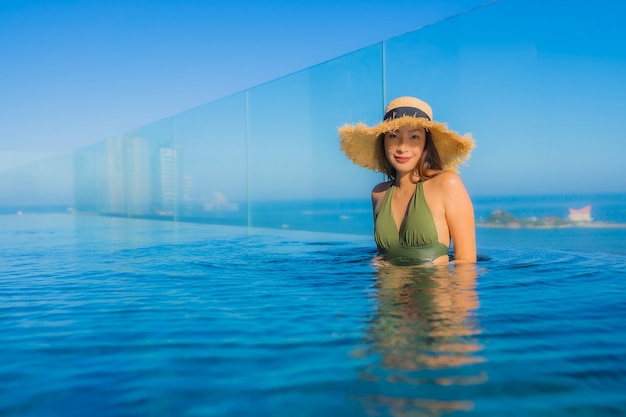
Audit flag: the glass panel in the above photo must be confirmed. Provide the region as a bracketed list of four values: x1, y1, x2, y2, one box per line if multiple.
[74, 142, 105, 215]
[7, 0, 623, 242]
[93, 118, 174, 219]
[173, 93, 248, 226]
[247, 44, 384, 235]
[384, 0, 626, 196]
[134, 117, 176, 219]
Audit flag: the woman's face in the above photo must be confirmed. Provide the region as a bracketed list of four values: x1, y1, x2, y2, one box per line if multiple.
[384, 125, 427, 175]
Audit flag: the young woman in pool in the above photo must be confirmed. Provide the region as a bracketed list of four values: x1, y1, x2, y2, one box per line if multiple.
[339, 96, 476, 265]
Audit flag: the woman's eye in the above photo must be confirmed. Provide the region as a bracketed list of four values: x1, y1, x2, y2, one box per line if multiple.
[411, 135, 420, 140]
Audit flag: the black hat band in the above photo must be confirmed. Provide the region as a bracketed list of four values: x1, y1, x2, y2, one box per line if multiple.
[384, 106, 431, 121]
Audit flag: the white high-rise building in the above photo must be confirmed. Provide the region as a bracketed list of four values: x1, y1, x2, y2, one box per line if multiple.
[103, 135, 152, 216]
[159, 147, 178, 215]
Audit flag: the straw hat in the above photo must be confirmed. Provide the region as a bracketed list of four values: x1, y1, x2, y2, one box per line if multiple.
[338, 96, 475, 173]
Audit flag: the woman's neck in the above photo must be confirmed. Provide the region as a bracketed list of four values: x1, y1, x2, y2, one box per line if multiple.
[394, 172, 420, 189]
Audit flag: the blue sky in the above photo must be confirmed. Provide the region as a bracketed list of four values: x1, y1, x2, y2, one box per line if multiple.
[1, 0, 625, 197]
[0, 0, 486, 159]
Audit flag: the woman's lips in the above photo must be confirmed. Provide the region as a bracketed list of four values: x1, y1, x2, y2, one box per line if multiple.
[395, 156, 411, 164]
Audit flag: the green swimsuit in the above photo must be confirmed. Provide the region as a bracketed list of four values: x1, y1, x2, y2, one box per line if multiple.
[374, 181, 449, 264]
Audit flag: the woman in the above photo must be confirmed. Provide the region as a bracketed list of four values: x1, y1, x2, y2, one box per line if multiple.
[339, 96, 476, 265]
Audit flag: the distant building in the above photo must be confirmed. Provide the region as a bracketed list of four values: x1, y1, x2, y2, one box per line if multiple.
[159, 147, 178, 215]
[182, 175, 195, 216]
[568, 205, 593, 222]
[203, 191, 238, 211]
[103, 135, 152, 216]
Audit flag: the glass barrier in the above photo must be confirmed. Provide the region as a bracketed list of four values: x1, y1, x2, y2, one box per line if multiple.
[2, 0, 624, 239]
[385, 0, 626, 196]
[74, 142, 104, 215]
[246, 44, 383, 234]
[173, 93, 248, 226]
[82, 117, 175, 219]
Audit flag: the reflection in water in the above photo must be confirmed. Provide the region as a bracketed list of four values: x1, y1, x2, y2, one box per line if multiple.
[356, 262, 485, 416]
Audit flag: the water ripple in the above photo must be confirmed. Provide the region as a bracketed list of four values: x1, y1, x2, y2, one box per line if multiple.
[1, 214, 625, 416]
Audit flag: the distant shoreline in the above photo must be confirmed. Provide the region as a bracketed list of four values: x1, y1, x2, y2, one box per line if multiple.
[477, 222, 626, 229]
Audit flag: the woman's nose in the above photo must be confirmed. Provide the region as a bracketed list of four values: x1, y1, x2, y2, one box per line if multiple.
[396, 140, 409, 152]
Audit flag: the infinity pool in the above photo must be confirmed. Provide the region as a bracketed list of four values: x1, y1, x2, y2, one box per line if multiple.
[1, 214, 625, 416]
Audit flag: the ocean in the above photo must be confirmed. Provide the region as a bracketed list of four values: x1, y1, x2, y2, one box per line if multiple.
[4, 193, 626, 255]
[248, 193, 626, 255]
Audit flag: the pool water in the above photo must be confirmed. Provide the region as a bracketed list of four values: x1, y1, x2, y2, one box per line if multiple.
[1, 214, 625, 416]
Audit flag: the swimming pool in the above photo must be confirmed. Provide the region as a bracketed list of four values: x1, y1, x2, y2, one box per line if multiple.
[1, 214, 625, 416]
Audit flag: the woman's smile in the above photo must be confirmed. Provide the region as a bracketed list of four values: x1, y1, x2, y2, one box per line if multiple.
[394, 156, 412, 164]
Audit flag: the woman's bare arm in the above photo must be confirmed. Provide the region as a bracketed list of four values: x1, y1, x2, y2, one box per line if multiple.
[441, 173, 476, 263]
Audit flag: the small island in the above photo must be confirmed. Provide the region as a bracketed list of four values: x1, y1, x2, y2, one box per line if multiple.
[478, 205, 626, 229]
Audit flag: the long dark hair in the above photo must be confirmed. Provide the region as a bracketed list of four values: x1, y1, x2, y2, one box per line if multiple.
[376, 129, 443, 181]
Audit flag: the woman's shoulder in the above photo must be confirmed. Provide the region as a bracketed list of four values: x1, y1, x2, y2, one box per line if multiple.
[372, 180, 393, 194]
[424, 171, 469, 202]
[430, 170, 464, 189]
[371, 181, 392, 211]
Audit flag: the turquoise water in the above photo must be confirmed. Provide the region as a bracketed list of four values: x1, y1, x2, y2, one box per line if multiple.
[1, 212, 625, 416]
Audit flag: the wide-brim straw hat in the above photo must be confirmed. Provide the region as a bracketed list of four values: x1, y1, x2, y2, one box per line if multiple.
[339, 96, 475, 173]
